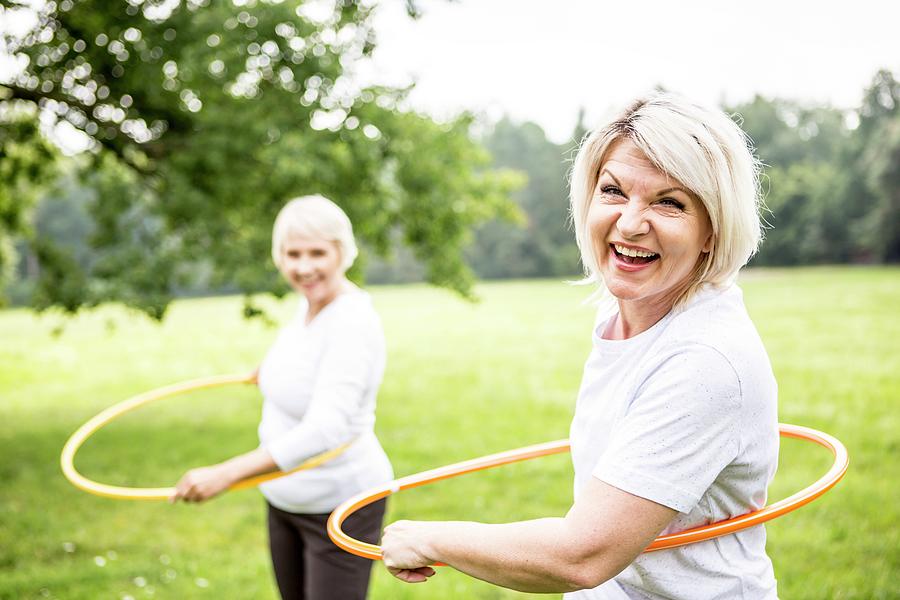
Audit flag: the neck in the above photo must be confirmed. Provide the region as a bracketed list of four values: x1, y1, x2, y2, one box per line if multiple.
[610, 297, 673, 339]
[609, 278, 695, 340]
[306, 277, 353, 322]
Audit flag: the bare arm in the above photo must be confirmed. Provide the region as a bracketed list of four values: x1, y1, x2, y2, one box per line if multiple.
[382, 477, 677, 592]
[170, 447, 278, 504]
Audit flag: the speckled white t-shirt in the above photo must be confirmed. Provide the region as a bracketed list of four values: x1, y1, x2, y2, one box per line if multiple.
[566, 284, 779, 600]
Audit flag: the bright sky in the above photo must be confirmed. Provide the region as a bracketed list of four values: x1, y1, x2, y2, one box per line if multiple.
[3, 0, 897, 147]
[361, 0, 900, 142]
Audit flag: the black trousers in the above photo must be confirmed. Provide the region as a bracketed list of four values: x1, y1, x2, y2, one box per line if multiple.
[267, 499, 387, 600]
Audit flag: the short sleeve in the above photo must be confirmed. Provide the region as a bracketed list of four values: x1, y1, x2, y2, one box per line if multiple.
[593, 344, 742, 513]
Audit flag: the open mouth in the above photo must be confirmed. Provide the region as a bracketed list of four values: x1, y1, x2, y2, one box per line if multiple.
[611, 243, 659, 265]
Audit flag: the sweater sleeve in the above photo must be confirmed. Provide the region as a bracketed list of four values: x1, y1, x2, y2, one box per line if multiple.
[265, 313, 382, 471]
[593, 343, 742, 513]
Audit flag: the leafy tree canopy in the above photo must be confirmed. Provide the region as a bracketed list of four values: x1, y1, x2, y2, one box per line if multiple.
[1, 0, 520, 318]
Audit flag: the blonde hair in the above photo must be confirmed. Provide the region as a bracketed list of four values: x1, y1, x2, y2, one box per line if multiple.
[271, 195, 358, 272]
[569, 92, 763, 306]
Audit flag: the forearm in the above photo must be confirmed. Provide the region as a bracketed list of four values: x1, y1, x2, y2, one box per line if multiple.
[172, 447, 278, 502]
[221, 447, 278, 483]
[384, 477, 676, 591]
[422, 518, 616, 593]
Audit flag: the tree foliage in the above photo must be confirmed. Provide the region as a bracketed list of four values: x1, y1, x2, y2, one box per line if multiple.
[1, 0, 519, 317]
[0, 104, 58, 298]
[732, 69, 900, 266]
[467, 118, 579, 279]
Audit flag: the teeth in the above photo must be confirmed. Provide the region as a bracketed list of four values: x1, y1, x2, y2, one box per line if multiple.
[614, 244, 657, 258]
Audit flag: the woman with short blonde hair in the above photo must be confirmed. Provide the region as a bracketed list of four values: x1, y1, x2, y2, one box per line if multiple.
[173, 194, 392, 600]
[381, 93, 779, 599]
[569, 94, 764, 307]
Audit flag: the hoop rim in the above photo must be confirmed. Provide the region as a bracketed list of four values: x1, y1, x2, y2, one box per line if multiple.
[60, 372, 350, 501]
[326, 423, 849, 561]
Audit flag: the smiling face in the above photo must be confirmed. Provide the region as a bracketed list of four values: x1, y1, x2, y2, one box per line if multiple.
[278, 236, 345, 312]
[588, 138, 713, 320]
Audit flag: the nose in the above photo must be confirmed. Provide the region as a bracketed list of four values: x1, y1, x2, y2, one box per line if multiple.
[616, 200, 650, 239]
[286, 255, 314, 277]
[296, 257, 314, 275]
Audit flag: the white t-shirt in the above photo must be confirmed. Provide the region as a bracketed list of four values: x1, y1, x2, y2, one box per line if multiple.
[257, 291, 393, 514]
[566, 284, 779, 600]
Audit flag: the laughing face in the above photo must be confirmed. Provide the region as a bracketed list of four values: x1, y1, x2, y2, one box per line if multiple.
[588, 139, 713, 317]
[278, 236, 345, 312]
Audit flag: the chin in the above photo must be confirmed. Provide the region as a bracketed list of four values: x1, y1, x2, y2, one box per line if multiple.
[603, 276, 644, 300]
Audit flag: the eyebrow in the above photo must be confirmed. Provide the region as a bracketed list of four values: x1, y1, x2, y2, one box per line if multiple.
[598, 168, 690, 198]
[656, 186, 690, 197]
[597, 168, 621, 187]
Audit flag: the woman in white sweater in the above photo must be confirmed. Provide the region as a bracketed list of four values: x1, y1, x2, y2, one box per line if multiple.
[380, 93, 780, 599]
[171, 195, 393, 600]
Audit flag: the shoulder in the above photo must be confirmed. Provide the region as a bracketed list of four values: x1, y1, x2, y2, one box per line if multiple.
[326, 291, 384, 338]
[645, 284, 777, 415]
[662, 284, 768, 364]
[635, 341, 743, 411]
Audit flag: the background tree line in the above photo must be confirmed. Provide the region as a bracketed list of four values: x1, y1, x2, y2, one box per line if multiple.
[2, 0, 897, 317]
[459, 69, 899, 280]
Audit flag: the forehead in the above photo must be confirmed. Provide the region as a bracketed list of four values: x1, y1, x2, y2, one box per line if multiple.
[281, 235, 337, 251]
[599, 139, 675, 187]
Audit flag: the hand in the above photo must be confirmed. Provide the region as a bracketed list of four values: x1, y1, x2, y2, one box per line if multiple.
[381, 520, 439, 583]
[170, 463, 235, 504]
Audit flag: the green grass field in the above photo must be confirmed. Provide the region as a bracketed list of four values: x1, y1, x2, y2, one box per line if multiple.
[2, 267, 898, 599]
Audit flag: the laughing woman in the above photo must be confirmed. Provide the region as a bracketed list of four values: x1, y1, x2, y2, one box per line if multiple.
[171, 195, 393, 600]
[381, 94, 780, 599]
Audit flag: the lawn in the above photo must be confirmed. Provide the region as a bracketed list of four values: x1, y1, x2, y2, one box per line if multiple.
[1, 267, 897, 599]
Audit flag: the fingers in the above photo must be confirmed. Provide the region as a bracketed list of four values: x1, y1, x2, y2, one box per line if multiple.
[387, 567, 436, 583]
[169, 470, 210, 504]
[381, 520, 439, 584]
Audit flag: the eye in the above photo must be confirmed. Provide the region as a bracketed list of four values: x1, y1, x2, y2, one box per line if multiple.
[657, 197, 685, 210]
[600, 185, 624, 197]
[310, 249, 326, 257]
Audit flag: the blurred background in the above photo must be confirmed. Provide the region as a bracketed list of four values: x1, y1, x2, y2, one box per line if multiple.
[1, 0, 897, 317]
[1, 1, 898, 599]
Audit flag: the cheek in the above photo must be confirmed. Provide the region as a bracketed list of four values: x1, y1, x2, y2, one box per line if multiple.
[586, 203, 607, 234]
[322, 255, 342, 276]
[586, 204, 616, 246]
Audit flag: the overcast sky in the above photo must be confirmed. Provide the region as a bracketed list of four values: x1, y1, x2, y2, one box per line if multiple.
[2, 0, 897, 146]
[360, 0, 900, 142]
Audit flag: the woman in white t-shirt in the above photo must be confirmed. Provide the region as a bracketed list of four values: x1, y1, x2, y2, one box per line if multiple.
[380, 93, 780, 599]
[171, 195, 393, 600]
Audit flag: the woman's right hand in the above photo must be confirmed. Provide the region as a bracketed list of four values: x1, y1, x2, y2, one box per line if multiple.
[382, 520, 438, 583]
[169, 463, 236, 504]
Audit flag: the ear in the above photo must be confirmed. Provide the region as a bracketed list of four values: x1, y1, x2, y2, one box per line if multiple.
[701, 232, 714, 254]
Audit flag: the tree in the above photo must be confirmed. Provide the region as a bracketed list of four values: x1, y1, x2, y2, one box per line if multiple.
[468, 118, 579, 279]
[0, 105, 58, 301]
[1, 0, 519, 318]
[849, 69, 900, 262]
[730, 95, 854, 265]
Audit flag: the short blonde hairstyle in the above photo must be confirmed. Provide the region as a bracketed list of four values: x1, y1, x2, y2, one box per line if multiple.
[570, 92, 763, 305]
[271, 195, 358, 272]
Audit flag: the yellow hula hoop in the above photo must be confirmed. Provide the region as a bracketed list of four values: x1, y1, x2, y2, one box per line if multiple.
[327, 423, 849, 561]
[61, 372, 351, 501]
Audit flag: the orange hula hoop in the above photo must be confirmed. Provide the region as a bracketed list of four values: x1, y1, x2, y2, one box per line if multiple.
[60, 372, 351, 501]
[326, 423, 848, 561]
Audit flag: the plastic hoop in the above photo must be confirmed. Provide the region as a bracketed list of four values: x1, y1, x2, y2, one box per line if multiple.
[327, 423, 848, 561]
[61, 372, 351, 501]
